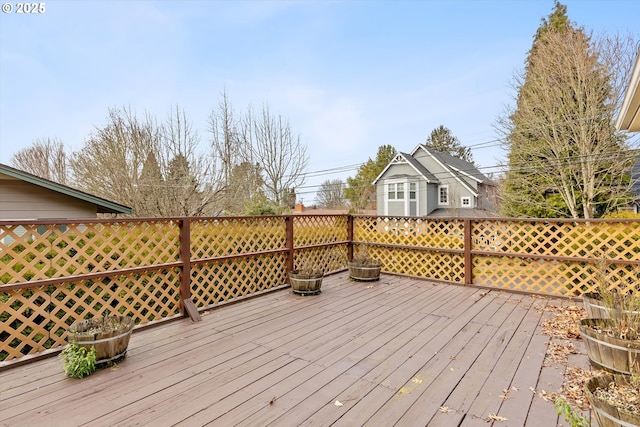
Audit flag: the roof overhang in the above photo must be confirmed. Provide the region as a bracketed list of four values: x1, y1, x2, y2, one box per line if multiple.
[0, 164, 133, 215]
[615, 47, 640, 132]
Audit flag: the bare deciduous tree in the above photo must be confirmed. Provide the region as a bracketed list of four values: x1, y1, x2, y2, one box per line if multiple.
[208, 89, 241, 213]
[240, 105, 308, 207]
[70, 106, 222, 217]
[11, 137, 69, 184]
[70, 107, 158, 212]
[159, 105, 222, 216]
[316, 179, 347, 209]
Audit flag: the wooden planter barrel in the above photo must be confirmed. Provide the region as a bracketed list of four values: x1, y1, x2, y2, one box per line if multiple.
[68, 315, 134, 364]
[579, 319, 640, 375]
[348, 260, 381, 282]
[583, 293, 640, 320]
[586, 374, 640, 427]
[289, 271, 323, 295]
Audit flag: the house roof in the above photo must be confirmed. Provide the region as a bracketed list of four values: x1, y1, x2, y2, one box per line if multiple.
[426, 208, 499, 218]
[413, 145, 491, 184]
[372, 152, 439, 185]
[0, 163, 133, 215]
[615, 45, 640, 132]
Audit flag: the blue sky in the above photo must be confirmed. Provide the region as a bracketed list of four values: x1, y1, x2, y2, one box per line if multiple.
[1, 0, 638, 204]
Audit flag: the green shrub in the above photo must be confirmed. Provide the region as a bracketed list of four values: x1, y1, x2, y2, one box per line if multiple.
[60, 343, 96, 379]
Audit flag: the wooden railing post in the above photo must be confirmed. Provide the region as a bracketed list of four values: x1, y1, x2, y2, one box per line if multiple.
[347, 215, 354, 262]
[464, 219, 473, 285]
[179, 218, 200, 321]
[286, 215, 294, 277]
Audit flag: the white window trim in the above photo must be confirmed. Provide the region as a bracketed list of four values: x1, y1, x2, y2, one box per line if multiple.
[438, 185, 449, 206]
[384, 179, 419, 216]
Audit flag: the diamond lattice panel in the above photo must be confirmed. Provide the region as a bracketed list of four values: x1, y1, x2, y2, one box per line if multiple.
[471, 256, 617, 296]
[1, 285, 52, 361]
[371, 246, 465, 283]
[191, 217, 287, 260]
[472, 220, 640, 260]
[294, 245, 348, 274]
[191, 253, 288, 308]
[0, 270, 180, 361]
[293, 216, 348, 247]
[0, 221, 180, 285]
[354, 217, 465, 249]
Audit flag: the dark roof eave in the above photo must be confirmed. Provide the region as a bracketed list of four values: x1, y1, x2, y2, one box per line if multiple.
[0, 164, 133, 215]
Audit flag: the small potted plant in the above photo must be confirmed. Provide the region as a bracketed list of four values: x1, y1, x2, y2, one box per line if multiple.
[60, 343, 97, 379]
[67, 314, 135, 365]
[289, 260, 323, 295]
[348, 246, 381, 282]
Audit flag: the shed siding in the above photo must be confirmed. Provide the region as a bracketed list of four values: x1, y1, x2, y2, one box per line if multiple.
[387, 201, 405, 216]
[426, 183, 438, 215]
[0, 180, 97, 219]
[376, 185, 385, 216]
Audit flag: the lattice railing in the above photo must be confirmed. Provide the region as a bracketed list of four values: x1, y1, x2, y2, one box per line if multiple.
[0, 220, 179, 284]
[470, 219, 640, 296]
[2, 215, 639, 364]
[354, 216, 465, 249]
[191, 254, 288, 308]
[0, 270, 181, 362]
[191, 217, 286, 259]
[471, 219, 640, 259]
[293, 215, 349, 247]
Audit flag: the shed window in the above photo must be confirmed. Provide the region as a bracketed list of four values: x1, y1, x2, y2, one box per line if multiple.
[461, 196, 471, 207]
[388, 183, 405, 200]
[439, 186, 449, 205]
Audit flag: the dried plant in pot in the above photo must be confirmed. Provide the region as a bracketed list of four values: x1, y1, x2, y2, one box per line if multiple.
[67, 314, 134, 365]
[289, 261, 323, 296]
[348, 247, 381, 282]
[585, 372, 640, 427]
[580, 261, 640, 375]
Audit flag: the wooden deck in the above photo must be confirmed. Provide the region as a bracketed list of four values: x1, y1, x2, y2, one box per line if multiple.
[0, 273, 592, 426]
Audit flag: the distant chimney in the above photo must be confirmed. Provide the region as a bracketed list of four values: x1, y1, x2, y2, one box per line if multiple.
[294, 203, 304, 212]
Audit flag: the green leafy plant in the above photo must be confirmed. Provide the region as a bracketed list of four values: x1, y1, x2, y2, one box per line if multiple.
[60, 343, 96, 378]
[555, 397, 590, 427]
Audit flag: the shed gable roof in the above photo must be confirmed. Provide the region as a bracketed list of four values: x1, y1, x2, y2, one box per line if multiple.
[372, 152, 439, 185]
[412, 144, 490, 184]
[0, 163, 133, 215]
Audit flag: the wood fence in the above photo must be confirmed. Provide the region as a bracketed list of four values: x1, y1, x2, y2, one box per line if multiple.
[1, 215, 638, 364]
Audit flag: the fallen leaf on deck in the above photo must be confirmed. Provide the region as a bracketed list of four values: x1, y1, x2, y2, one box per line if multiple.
[487, 414, 508, 421]
[269, 396, 277, 405]
[438, 406, 451, 413]
[334, 400, 343, 407]
[411, 377, 422, 384]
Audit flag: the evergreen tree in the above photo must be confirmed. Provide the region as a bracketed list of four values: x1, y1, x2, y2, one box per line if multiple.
[499, 1, 635, 218]
[425, 125, 474, 164]
[344, 145, 396, 212]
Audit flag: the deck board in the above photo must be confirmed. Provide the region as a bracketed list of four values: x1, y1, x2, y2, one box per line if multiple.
[0, 273, 587, 427]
